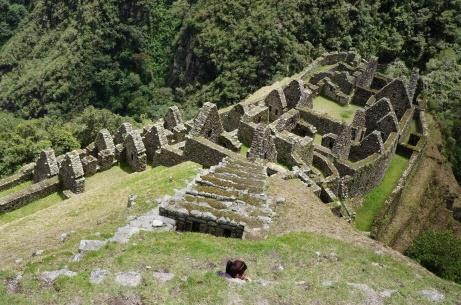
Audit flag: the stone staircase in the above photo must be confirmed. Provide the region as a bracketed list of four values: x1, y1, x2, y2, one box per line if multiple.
[159, 157, 274, 238]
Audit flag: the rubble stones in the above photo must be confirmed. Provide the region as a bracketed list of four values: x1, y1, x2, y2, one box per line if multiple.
[153, 271, 175, 282]
[115, 271, 142, 287]
[127, 194, 137, 208]
[79, 240, 107, 252]
[90, 268, 111, 284]
[39, 268, 77, 284]
[419, 289, 445, 302]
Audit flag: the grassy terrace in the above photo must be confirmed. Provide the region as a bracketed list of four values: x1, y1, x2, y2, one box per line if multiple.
[240, 144, 249, 156]
[0, 162, 201, 266]
[355, 154, 410, 231]
[314, 133, 323, 145]
[0, 180, 33, 198]
[1, 231, 460, 304]
[312, 96, 361, 124]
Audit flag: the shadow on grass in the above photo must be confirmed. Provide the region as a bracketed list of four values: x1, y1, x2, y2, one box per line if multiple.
[119, 161, 135, 174]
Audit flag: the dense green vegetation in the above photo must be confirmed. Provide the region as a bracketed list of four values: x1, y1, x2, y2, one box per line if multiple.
[406, 230, 461, 284]
[355, 154, 409, 232]
[0, 0, 460, 180]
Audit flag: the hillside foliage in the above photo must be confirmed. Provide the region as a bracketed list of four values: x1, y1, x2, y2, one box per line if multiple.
[0, 0, 460, 180]
[406, 230, 461, 284]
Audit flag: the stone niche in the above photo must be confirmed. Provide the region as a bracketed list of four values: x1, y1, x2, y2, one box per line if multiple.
[59, 151, 85, 194]
[124, 131, 147, 172]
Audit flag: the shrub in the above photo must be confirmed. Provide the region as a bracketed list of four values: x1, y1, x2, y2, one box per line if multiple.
[405, 230, 461, 284]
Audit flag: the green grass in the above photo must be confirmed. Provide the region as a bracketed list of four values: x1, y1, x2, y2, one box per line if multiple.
[1, 231, 460, 305]
[0, 192, 64, 225]
[0, 162, 202, 266]
[0, 180, 33, 198]
[355, 154, 410, 231]
[240, 144, 249, 156]
[314, 64, 336, 74]
[312, 96, 361, 124]
[313, 133, 323, 145]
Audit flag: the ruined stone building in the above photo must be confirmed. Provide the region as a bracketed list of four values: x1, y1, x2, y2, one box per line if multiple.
[0, 51, 430, 238]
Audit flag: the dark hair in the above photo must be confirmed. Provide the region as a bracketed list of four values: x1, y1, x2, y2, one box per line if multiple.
[226, 260, 247, 278]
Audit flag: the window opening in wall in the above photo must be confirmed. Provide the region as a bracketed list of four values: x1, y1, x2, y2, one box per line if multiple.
[223, 228, 232, 238]
[192, 221, 201, 232]
[207, 129, 213, 138]
[275, 109, 279, 116]
[131, 153, 134, 160]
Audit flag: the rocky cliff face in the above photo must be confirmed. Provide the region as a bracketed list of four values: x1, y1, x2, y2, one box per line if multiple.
[168, 24, 218, 88]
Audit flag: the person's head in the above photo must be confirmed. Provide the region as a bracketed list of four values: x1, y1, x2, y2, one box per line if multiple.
[226, 260, 247, 278]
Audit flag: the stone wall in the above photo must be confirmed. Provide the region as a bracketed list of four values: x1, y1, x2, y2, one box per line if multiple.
[153, 144, 185, 167]
[0, 163, 35, 192]
[220, 104, 244, 132]
[249, 125, 277, 162]
[190, 102, 224, 142]
[371, 146, 425, 239]
[59, 151, 85, 194]
[349, 131, 385, 162]
[33, 149, 59, 183]
[143, 121, 168, 161]
[283, 79, 308, 109]
[183, 136, 240, 168]
[374, 79, 412, 120]
[370, 74, 390, 91]
[0, 177, 60, 213]
[298, 108, 343, 135]
[354, 57, 377, 88]
[351, 86, 375, 106]
[124, 131, 147, 172]
[237, 120, 258, 147]
[336, 132, 399, 198]
[274, 132, 313, 168]
[160, 207, 244, 238]
[264, 88, 287, 121]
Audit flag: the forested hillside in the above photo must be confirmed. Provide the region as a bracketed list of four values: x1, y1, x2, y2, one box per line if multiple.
[0, 0, 460, 181]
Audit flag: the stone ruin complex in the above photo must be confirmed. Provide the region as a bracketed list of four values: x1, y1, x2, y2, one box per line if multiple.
[0, 51, 434, 237]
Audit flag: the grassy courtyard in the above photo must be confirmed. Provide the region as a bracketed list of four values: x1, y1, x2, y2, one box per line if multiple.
[355, 154, 410, 231]
[312, 96, 361, 124]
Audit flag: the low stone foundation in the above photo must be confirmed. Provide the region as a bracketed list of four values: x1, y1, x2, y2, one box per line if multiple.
[0, 163, 35, 192]
[0, 177, 60, 213]
[159, 207, 245, 238]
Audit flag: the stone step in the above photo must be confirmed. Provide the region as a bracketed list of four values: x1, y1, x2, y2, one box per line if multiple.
[200, 173, 265, 194]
